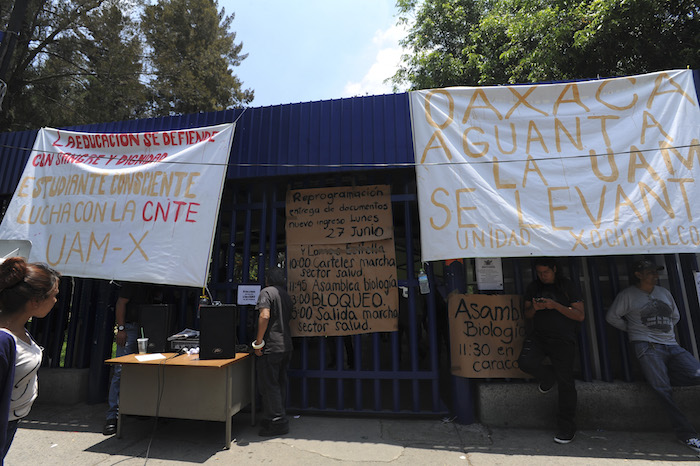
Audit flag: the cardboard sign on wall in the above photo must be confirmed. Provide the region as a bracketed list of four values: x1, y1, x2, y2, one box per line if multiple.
[286, 185, 399, 336]
[448, 293, 529, 378]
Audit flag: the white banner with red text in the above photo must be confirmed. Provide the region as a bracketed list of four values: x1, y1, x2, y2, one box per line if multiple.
[0, 124, 235, 287]
[410, 70, 700, 260]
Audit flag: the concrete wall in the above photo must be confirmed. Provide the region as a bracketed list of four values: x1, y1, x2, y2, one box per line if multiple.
[36, 368, 90, 405]
[477, 381, 700, 431]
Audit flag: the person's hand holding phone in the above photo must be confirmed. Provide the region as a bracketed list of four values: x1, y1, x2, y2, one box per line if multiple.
[532, 297, 549, 310]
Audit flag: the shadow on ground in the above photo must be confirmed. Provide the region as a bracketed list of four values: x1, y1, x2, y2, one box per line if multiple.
[11, 402, 700, 464]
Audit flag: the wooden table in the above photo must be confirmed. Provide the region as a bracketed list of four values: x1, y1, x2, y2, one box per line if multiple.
[105, 352, 254, 449]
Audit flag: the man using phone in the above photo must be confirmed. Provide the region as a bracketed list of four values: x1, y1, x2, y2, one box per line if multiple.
[518, 257, 584, 444]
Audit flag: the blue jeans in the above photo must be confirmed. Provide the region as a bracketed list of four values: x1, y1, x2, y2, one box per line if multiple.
[633, 341, 700, 440]
[106, 323, 138, 421]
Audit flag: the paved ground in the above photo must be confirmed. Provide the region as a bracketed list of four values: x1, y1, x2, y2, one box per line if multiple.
[5, 402, 700, 465]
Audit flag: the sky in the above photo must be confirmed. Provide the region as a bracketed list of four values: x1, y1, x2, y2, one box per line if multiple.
[218, 0, 408, 107]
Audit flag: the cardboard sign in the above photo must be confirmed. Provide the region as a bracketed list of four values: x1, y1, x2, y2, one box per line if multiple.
[286, 185, 394, 245]
[448, 293, 529, 378]
[286, 185, 399, 336]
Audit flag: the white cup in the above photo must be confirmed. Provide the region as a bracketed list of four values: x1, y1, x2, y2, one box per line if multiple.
[137, 337, 149, 354]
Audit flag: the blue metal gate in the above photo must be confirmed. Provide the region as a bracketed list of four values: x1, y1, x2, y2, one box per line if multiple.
[206, 171, 450, 416]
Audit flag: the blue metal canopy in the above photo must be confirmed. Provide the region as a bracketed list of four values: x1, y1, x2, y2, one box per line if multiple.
[0, 93, 414, 194]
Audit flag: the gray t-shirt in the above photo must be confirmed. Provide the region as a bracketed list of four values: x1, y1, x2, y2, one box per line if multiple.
[606, 285, 680, 344]
[255, 285, 293, 354]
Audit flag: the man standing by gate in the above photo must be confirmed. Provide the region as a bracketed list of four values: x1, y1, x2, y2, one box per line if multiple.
[252, 267, 294, 437]
[103, 282, 161, 436]
[518, 257, 585, 444]
[606, 259, 700, 454]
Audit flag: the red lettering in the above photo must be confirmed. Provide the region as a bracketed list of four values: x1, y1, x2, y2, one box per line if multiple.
[32, 153, 53, 167]
[142, 201, 154, 221]
[185, 202, 199, 223]
[155, 201, 169, 220]
[172, 201, 186, 221]
[142, 200, 198, 223]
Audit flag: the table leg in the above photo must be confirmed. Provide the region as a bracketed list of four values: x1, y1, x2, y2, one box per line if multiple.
[225, 416, 232, 449]
[224, 364, 232, 449]
[117, 412, 122, 438]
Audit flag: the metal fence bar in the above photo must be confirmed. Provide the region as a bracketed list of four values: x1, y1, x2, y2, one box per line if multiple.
[568, 257, 592, 382]
[353, 334, 362, 409]
[227, 189, 239, 332]
[241, 191, 253, 285]
[390, 330, 400, 412]
[372, 333, 381, 411]
[75, 279, 97, 369]
[335, 338, 345, 410]
[425, 262, 442, 412]
[680, 254, 700, 355]
[665, 254, 694, 350]
[605, 257, 633, 382]
[318, 337, 327, 409]
[586, 257, 613, 382]
[299, 337, 310, 409]
[402, 192, 421, 412]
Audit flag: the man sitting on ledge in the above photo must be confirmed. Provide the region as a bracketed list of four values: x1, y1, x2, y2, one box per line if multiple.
[606, 258, 700, 455]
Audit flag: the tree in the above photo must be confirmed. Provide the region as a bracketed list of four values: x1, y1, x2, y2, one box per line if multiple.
[393, 0, 488, 89]
[0, 0, 253, 131]
[141, 0, 253, 116]
[76, 4, 150, 123]
[0, 0, 148, 131]
[393, 0, 700, 89]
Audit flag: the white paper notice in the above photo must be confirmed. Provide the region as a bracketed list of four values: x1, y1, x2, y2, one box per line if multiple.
[237, 284, 262, 305]
[476, 257, 504, 291]
[135, 353, 166, 362]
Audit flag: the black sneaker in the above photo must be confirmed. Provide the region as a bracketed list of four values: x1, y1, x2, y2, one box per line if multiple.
[258, 417, 289, 437]
[554, 431, 575, 444]
[679, 437, 700, 454]
[103, 418, 117, 436]
[538, 380, 555, 394]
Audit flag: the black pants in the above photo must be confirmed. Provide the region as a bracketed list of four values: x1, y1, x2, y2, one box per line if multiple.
[256, 351, 292, 423]
[518, 334, 577, 434]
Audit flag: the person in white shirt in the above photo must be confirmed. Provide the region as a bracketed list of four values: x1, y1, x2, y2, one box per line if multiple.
[606, 258, 700, 454]
[0, 256, 60, 459]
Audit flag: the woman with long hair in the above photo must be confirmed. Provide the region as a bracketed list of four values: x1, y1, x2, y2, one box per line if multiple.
[0, 257, 60, 459]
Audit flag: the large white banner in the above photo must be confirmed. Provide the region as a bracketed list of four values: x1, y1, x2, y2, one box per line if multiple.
[0, 124, 235, 287]
[410, 70, 700, 261]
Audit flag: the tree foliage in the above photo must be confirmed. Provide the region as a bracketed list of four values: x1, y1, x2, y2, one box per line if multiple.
[0, 0, 252, 131]
[142, 0, 252, 115]
[393, 0, 700, 89]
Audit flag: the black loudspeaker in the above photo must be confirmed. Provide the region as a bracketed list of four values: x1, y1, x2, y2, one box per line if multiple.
[139, 304, 174, 353]
[200, 304, 238, 359]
